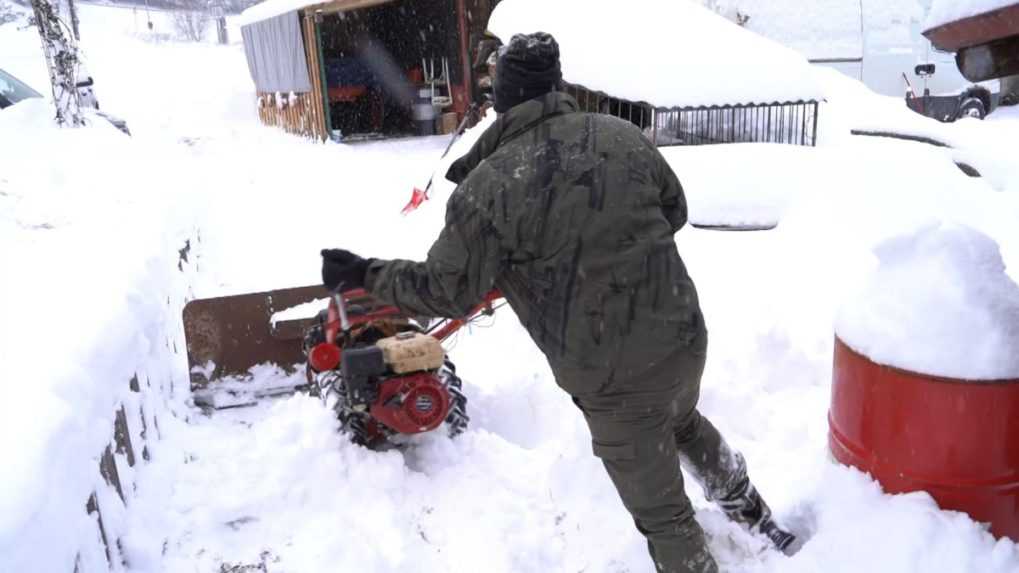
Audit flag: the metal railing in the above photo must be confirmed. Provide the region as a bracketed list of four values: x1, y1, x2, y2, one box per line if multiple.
[561, 83, 820, 147]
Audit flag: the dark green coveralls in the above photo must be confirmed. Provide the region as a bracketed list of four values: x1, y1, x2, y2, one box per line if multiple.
[366, 92, 748, 573]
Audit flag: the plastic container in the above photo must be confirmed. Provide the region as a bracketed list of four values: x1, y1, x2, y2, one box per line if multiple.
[829, 336, 1019, 541]
[413, 88, 437, 136]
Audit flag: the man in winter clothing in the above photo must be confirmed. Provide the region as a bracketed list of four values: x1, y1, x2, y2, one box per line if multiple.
[321, 32, 795, 573]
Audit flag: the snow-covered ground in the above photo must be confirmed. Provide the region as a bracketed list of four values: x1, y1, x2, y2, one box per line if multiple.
[3, 1, 1019, 572]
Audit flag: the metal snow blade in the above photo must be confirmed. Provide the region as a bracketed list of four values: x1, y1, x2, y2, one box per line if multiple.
[183, 284, 328, 393]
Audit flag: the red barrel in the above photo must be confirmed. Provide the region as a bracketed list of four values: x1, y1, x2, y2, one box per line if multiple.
[829, 337, 1019, 540]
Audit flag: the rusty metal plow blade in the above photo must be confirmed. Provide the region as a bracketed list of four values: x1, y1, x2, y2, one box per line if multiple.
[182, 284, 329, 408]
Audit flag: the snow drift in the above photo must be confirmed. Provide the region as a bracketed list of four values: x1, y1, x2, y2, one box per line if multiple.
[0, 98, 198, 571]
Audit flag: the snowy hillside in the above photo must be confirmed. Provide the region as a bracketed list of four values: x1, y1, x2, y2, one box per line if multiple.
[3, 1, 1019, 572]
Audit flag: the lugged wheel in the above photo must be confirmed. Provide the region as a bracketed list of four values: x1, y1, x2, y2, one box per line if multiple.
[328, 375, 382, 448]
[441, 358, 469, 438]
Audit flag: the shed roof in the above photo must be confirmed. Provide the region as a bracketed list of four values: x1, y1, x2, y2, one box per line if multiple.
[923, 1, 1019, 51]
[238, 0, 394, 27]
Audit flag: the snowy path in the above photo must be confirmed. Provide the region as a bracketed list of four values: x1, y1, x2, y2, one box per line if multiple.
[120, 221, 1019, 573]
[4, 3, 1019, 571]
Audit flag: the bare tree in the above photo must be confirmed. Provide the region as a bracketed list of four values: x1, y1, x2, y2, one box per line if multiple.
[29, 0, 83, 126]
[171, 7, 207, 42]
[65, 0, 79, 39]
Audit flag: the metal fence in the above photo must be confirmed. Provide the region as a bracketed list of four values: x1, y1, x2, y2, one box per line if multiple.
[561, 83, 819, 147]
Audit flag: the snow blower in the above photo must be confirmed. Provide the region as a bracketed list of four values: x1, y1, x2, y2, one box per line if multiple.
[183, 286, 502, 449]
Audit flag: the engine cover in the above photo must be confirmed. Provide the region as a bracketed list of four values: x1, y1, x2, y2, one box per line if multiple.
[376, 332, 445, 374]
[370, 372, 451, 434]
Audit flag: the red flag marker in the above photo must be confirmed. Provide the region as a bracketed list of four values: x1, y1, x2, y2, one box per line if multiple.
[402, 186, 429, 215]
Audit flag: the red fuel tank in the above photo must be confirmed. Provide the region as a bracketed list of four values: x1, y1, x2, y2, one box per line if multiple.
[829, 337, 1019, 540]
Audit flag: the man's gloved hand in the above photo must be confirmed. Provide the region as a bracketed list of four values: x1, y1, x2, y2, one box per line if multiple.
[321, 248, 372, 292]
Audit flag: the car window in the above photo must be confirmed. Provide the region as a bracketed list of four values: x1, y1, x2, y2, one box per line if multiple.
[0, 69, 43, 109]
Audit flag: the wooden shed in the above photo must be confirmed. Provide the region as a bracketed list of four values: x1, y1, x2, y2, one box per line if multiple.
[239, 0, 500, 140]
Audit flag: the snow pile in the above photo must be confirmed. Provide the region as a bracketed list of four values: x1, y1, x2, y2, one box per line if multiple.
[488, 0, 823, 108]
[0, 99, 196, 570]
[926, 0, 1016, 30]
[787, 464, 1019, 572]
[836, 222, 1019, 380]
[661, 144, 821, 228]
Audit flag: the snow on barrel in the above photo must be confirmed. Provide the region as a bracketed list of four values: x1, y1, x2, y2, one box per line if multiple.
[829, 222, 1019, 541]
[837, 222, 1019, 380]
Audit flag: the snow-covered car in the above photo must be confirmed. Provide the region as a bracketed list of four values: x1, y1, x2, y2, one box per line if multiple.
[723, 0, 1000, 122]
[0, 67, 130, 135]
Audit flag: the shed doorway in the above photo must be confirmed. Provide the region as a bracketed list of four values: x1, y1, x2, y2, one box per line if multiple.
[318, 0, 464, 139]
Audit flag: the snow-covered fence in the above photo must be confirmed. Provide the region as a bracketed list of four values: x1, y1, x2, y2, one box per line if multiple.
[0, 177, 202, 572]
[78, 373, 163, 570]
[46, 237, 201, 573]
[562, 82, 820, 147]
[651, 101, 819, 147]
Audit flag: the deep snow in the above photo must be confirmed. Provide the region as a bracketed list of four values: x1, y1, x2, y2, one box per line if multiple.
[3, 1, 1019, 572]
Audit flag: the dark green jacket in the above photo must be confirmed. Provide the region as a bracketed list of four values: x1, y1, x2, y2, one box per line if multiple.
[366, 92, 704, 397]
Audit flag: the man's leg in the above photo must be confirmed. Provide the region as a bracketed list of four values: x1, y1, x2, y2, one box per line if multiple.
[577, 395, 717, 573]
[673, 410, 796, 552]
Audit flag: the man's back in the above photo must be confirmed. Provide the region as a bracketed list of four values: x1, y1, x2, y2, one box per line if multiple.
[452, 94, 705, 396]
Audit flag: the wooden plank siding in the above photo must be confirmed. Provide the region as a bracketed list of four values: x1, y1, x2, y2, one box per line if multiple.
[256, 91, 327, 140]
[253, 13, 328, 140]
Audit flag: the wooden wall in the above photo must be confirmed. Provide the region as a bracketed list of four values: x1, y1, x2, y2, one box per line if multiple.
[254, 13, 329, 141]
[257, 91, 327, 141]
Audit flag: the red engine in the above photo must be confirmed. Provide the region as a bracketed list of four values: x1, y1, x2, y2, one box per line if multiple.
[371, 372, 452, 434]
[303, 289, 494, 449]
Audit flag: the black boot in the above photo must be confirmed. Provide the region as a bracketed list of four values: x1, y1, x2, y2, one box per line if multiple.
[716, 478, 797, 555]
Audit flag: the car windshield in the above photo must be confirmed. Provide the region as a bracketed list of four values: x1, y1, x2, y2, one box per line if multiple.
[0, 68, 43, 109]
